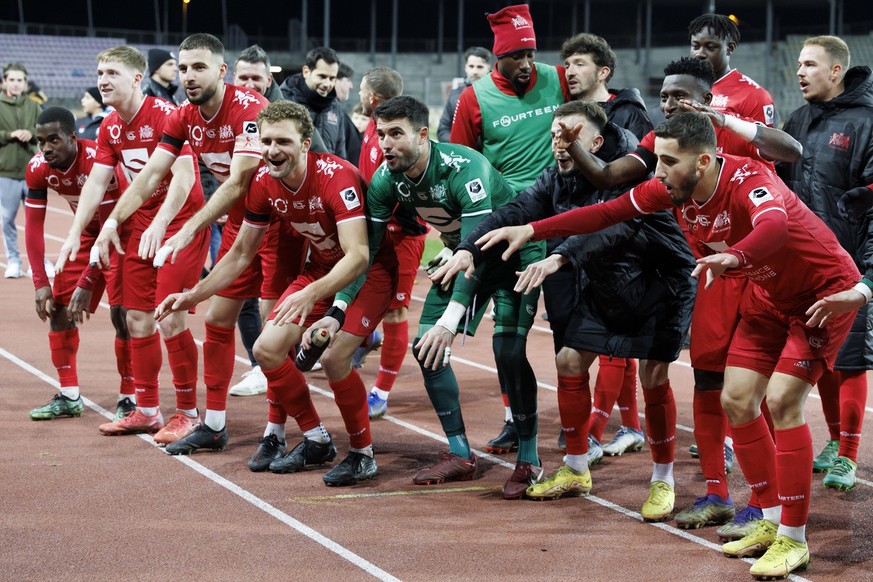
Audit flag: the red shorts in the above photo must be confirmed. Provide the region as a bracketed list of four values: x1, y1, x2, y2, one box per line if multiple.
[690, 275, 750, 373]
[123, 223, 209, 311]
[388, 231, 425, 310]
[726, 283, 856, 382]
[269, 259, 398, 337]
[259, 221, 307, 301]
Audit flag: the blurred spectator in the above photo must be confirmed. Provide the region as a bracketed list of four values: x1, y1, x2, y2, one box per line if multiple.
[76, 87, 110, 140]
[142, 48, 180, 104]
[351, 102, 369, 135]
[26, 80, 48, 106]
[437, 46, 491, 142]
[335, 62, 354, 103]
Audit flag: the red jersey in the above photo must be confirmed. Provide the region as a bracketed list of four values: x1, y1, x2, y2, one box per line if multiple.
[358, 117, 381, 183]
[630, 125, 767, 171]
[95, 96, 203, 231]
[711, 69, 776, 127]
[158, 84, 268, 226]
[25, 140, 126, 290]
[532, 154, 857, 309]
[243, 153, 368, 277]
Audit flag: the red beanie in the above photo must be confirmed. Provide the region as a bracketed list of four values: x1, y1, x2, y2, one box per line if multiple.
[487, 4, 537, 59]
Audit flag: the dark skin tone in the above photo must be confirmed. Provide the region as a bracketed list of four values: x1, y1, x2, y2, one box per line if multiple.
[496, 50, 535, 97]
[34, 121, 129, 337]
[690, 27, 735, 79]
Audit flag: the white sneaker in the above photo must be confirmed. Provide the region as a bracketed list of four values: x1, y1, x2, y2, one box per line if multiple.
[229, 365, 268, 396]
[4, 261, 21, 279]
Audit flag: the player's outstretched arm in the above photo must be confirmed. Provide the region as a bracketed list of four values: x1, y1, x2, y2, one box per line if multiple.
[56, 165, 114, 271]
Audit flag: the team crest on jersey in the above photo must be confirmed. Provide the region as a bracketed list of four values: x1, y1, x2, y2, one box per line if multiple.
[729, 164, 756, 185]
[152, 99, 175, 115]
[465, 178, 487, 203]
[748, 187, 774, 207]
[309, 196, 324, 212]
[327, 111, 338, 125]
[139, 125, 154, 140]
[828, 132, 851, 152]
[712, 210, 731, 233]
[439, 150, 470, 171]
[220, 125, 234, 140]
[711, 94, 729, 108]
[340, 187, 361, 210]
[234, 90, 260, 110]
[430, 184, 447, 201]
[369, 146, 379, 163]
[316, 157, 343, 178]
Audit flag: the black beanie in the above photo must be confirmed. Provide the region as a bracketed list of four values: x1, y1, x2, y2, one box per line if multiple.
[85, 86, 103, 106]
[148, 48, 175, 74]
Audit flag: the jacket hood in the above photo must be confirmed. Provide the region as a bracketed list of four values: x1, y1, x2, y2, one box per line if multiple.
[279, 73, 336, 112]
[832, 66, 873, 109]
[607, 87, 647, 110]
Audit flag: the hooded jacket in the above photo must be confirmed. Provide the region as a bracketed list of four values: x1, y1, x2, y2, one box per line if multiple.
[602, 88, 653, 141]
[0, 93, 40, 179]
[778, 65, 873, 370]
[280, 73, 350, 161]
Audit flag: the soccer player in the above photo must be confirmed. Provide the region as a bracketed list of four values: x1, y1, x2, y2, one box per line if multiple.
[478, 111, 859, 579]
[157, 100, 397, 486]
[25, 106, 133, 421]
[448, 100, 695, 503]
[55, 46, 208, 445]
[367, 96, 544, 499]
[778, 35, 873, 490]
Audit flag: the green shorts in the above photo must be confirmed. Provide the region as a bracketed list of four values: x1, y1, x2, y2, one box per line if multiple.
[418, 241, 545, 337]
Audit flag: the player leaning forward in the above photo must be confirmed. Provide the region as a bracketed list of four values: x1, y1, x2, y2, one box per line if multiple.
[158, 100, 397, 486]
[479, 111, 860, 579]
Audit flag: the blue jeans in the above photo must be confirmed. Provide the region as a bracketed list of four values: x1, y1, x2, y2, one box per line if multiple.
[0, 177, 26, 263]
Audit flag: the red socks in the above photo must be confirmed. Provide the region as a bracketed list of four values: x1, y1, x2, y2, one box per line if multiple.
[163, 329, 198, 411]
[375, 320, 408, 392]
[817, 371, 842, 441]
[731, 414, 778, 508]
[589, 358, 623, 442]
[203, 323, 235, 412]
[329, 369, 372, 449]
[48, 329, 79, 389]
[838, 370, 867, 461]
[130, 332, 162, 408]
[263, 357, 320, 432]
[775, 424, 813, 527]
[558, 374, 592, 455]
[642, 380, 676, 463]
[114, 337, 135, 396]
[693, 389, 729, 499]
[617, 358, 641, 430]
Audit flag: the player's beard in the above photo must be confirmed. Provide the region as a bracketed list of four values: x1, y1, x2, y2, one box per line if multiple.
[389, 145, 420, 174]
[666, 171, 700, 206]
[188, 81, 219, 105]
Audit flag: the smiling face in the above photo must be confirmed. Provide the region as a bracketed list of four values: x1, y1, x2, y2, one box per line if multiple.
[375, 116, 427, 175]
[303, 59, 339, 97]
[234, 60, 271, 96]
[796, 44, 843, 102]
[497, 50, 535, 95]
[36, 121, 77, 170]
[259, 118, 310, 182]
[178, 48, 226, 105]
[660, 74, 711, 118]
[96, 59, 140, 108]
[690, 27, 733, 77]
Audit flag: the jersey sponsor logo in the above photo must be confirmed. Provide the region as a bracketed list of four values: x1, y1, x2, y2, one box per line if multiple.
[491, 104, 559, 129]
[139, 125, 154, 140]
[465, 178, 486, 203]
[762, 105, 775, 126]
[190, 125, 205, 144]
[828, 132, 851, 152]
[234, 89, 261, 110]
[316, 157, 343, 178]
[106, 124, 123, 144]
[396, 182, 411, 197]
[438, 150, 470, 171]
[45, 174, 60, 188]
[271, 198, 289, 214]
[729, 163, 756, 184]
[340, 187, 361, 210]
[711, 94, 729, 109]
[243, 121, 259, 135]
[696, 214, 711, 227]
[748, 186, 773, 207]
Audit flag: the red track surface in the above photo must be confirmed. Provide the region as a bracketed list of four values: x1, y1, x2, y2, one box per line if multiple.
[2, 197, 871, 581]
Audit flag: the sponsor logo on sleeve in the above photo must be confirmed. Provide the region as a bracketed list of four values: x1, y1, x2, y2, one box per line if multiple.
[243, 121, 259, 135]
[748, 186, 774, 207]
[763, 105, 775, 126]
[340, 187, 361, 210]
[465, 178, 486, 203]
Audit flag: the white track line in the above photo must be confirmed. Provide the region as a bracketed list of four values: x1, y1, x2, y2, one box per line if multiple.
[1, 347, 400, 582]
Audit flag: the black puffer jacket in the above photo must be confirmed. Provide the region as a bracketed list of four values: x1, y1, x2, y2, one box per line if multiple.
[459, 123, 694, 327]
[602, 88, 653, 141]
[778, 66, 873, 370]
[280, 73, 349, 161]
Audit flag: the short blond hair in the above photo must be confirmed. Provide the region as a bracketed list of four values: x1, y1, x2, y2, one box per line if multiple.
[97, 46, 147, 73]
[804, 35, 851, 69]
[257, 100, 314, 141]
